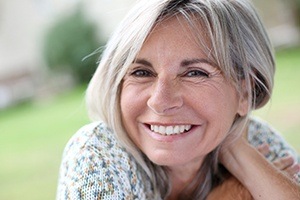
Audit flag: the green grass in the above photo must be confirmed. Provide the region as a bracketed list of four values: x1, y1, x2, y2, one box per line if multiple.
[254, 47, 300, 153]
[0, 86, 90, 200]
[0, 48, 299, 200]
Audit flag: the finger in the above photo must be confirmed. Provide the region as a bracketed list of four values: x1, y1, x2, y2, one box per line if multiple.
[273, 155, 295, 170]
[284, 164, 300, 178]
[256, 143, 270, 157]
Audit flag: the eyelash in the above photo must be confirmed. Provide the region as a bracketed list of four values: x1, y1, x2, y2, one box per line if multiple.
[129, 68, 210, 78]
[130, 69, 155, 77]
[184, 69, 209, 78]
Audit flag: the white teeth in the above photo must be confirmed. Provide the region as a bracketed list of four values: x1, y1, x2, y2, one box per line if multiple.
[150, 124, 192, 136]
[154, 125, 159, 133]
[179, 125, 185, 132]
[185, 125, 191, 131]
[158, 126, 166, 134]
[166, 126, 173, 135]
[173, 126, 180, 134]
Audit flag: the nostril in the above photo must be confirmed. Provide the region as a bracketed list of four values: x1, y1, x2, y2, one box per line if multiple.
[147, 90, 183, 115]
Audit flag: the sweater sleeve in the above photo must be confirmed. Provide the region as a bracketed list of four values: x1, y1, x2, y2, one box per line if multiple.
[56, 123, 154, 200]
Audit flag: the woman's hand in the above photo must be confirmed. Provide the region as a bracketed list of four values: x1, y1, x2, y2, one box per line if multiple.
[218, 129, 300, 200]
[206, 127, 251, 200]
[257, 143, 300, 181]
[207, 142, 300, 200]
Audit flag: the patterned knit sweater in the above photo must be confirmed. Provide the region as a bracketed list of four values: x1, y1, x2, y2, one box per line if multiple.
[56, 117, 299, 199]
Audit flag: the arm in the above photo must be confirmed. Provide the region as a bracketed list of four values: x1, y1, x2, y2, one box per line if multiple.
[257, 143, 300, 181]
[207, 143, 300, 200]
[207, 118, 300, 200]
[247, 117, 300, 182]
[220, 130, 300, 200]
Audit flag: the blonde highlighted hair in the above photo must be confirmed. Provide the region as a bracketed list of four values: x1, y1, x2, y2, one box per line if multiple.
[86, 0, 275, 199]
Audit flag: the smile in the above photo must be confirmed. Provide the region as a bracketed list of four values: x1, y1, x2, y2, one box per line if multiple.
[150, 124, 192, 136]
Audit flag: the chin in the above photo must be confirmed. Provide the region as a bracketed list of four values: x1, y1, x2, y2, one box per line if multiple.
[144, 150, 204, 168]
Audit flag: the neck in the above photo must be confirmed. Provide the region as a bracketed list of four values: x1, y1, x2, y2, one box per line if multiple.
[167, 158, 204, 199]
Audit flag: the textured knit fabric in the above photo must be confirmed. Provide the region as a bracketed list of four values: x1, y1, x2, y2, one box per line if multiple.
[56, 117, 299, 200]
[56, 122, 156, 200]
[248, 117, 299, 162]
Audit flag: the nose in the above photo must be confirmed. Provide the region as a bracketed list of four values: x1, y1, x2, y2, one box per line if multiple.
[147, 78, 183, 115]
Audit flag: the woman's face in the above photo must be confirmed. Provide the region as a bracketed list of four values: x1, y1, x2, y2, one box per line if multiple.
[120, 17, 247, 168]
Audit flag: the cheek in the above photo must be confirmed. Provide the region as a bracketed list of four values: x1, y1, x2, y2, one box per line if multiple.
[120, 92, 135, 117]
[120, 88, 137, 144]
[120, 88, 135, 124]
[191, 86, 239, 119]
[121, 79, 148, 107]
[192, 85, 240, 144]
[120, 84, 147, 129]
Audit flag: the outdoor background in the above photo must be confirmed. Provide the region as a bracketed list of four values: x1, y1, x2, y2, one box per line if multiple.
[0, 0, 300, 200]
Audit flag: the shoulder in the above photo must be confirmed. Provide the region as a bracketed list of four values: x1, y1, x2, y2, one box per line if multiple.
[247, 116, 278, 147]
[247, 116, 298, 162]
[57, 122, 155, 200]
[61, 122, 123, 158]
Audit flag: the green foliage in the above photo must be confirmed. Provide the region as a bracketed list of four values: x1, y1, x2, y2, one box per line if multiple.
[44, 8, 103, 83]
[0, 86, 90, 200]
[294, 0, 300, 26]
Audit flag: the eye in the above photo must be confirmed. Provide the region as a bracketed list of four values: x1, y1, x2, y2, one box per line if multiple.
[185, 70, 209, 77]
[131, 69, 154, 77]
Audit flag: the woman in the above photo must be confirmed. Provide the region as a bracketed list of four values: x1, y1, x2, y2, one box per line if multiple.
[57, 0, 300, 199]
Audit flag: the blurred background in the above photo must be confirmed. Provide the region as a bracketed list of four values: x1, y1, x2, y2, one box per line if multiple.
[0, 0, 299, 199]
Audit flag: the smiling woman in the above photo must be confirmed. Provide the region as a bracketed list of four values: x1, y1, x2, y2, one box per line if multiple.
[120, 17, 245, 170]
[56, 0, 300, 200]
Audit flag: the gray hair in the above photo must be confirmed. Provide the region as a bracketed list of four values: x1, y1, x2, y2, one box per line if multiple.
[86, 0, 275, 199]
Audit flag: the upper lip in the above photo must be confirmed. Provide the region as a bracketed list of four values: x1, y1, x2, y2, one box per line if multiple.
[144, 122, 196, 126]
[144, 122, 198, 126]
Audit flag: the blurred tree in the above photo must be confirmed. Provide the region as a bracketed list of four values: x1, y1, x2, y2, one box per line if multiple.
[295, 0, 300, 26]
[43, 7, 103, 83]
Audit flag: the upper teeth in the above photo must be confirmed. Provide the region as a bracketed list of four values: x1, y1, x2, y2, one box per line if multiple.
[150, 125, 192, 135]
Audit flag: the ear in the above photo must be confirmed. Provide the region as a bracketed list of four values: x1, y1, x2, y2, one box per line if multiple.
[237, 80, 250, 117]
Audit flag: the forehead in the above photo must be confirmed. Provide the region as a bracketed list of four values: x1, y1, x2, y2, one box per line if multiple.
[150, 15, 208, 44]
[138, 15, 210, 59]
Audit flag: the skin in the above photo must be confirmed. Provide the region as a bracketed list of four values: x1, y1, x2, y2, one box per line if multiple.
[120, 16, 247, 198]
[220, 134, 300, 200]
[257, 143, 300, 177]
[208, 129, 300, 199]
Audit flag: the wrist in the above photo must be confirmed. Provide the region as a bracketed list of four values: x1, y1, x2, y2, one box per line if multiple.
[220, 139, 300, 199]
[220, 138, 261, 183]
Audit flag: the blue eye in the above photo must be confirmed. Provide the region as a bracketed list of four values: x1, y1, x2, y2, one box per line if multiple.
[186, 70, 209, 77]
[131, 69, 153, 77]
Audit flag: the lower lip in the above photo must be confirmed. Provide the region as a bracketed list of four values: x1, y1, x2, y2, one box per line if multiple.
[143, 124, 198, 142]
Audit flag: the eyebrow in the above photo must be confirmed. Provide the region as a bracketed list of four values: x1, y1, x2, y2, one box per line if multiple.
[133, 58, 215, 68]
[181, 58, 214, 67]
[133, 59, 153, 67]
